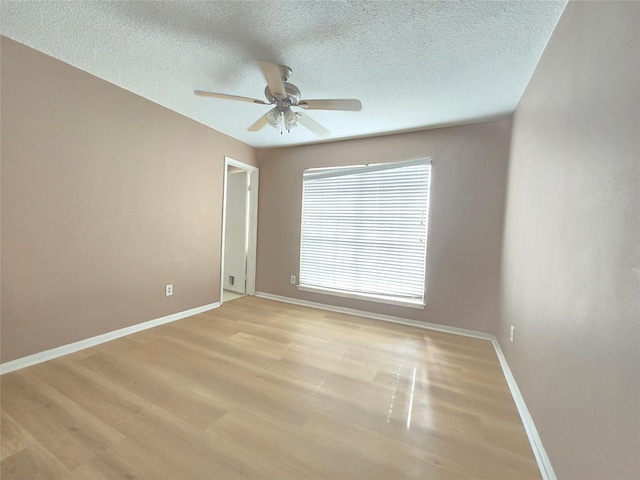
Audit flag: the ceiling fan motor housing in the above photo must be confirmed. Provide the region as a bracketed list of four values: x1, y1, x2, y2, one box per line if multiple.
[264, 82, 301, 106]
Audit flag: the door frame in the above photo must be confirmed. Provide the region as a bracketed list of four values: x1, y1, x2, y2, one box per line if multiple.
[220, 157, 259, 304]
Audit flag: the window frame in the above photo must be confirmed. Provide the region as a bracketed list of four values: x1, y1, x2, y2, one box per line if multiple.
[297, 158, 432, 309]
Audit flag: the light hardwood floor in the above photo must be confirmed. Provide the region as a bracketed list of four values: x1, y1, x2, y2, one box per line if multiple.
[222, 290, 245, 303]
[1, 296, 540, 479]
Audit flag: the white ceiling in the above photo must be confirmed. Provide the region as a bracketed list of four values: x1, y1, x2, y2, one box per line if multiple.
[1, 0, 567, 148]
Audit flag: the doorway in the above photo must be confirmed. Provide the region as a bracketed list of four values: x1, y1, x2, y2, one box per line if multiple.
[221, 157, 258, 304]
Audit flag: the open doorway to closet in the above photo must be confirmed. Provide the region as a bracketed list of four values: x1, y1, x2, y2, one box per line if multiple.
[221, 157, 258, 304]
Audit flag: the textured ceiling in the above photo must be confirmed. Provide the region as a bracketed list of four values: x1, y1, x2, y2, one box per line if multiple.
[1, 0, 567, 148]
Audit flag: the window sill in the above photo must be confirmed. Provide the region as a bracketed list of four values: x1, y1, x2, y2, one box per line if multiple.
[297, 285, 425, 310]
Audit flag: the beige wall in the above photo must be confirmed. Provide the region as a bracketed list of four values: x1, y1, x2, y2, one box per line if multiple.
[256, 119, 511, 333]
[0, 37, 257, 362]
[499, 2, 639, 478]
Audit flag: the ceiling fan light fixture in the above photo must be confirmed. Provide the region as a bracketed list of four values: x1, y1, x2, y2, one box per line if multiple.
[265, 107, 281, 128]
[284, 108, 298, 129]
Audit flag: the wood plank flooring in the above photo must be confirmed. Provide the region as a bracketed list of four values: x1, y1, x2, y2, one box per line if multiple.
[1, 296, 540, 479]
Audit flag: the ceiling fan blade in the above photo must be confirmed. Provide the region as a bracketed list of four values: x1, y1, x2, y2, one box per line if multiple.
[194, 90, 269, 105]
[247, 115, 269, 132]
[297, 113, 330, 137]
[298, 99, 362, 111]
[258, 61, 286, 99]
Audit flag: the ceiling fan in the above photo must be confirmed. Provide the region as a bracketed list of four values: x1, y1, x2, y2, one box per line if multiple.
[195, 61, 362, 136]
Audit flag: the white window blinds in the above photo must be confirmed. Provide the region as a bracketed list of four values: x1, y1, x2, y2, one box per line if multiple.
[299, 158, 431, 306]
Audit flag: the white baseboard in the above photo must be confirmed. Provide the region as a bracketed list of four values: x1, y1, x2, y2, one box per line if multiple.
[255, 291, 554, 480]
[0, 302, 220, 375]
[492, 338, 556, 480]
[255, 291, 493, 341]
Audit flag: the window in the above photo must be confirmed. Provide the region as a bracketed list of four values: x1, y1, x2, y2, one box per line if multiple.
[299, 158, 431, 308]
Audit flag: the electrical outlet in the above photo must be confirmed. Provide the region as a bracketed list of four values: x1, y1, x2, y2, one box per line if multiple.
[510, 325, 515, 343]
[166, 284, 173, 296]
[290, 275, 296, 285]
